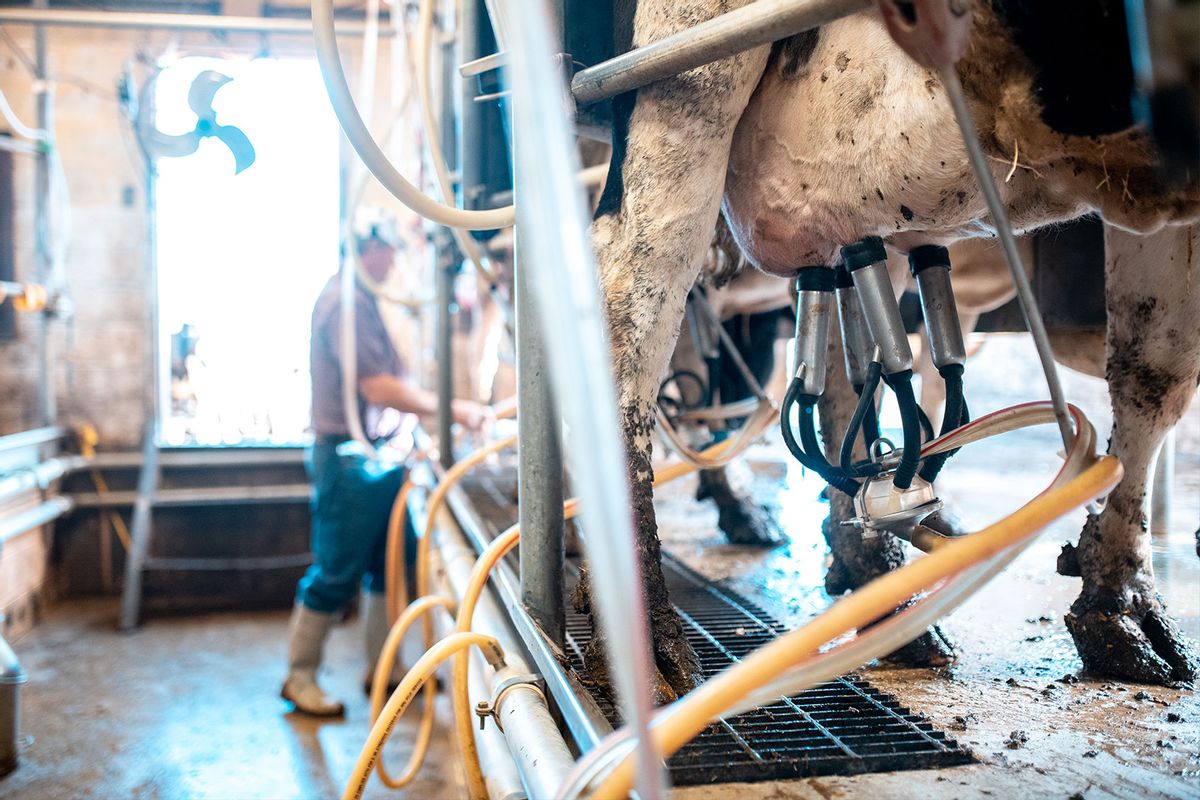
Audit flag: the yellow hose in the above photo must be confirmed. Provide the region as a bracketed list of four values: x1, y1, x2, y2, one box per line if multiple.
[588, 454, 1122, 799]
[369, 594, 456, 789]
[385, 478, 419, 623]
[342, 631, 505, 800]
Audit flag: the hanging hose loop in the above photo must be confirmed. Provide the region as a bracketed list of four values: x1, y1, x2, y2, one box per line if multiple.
[883, 370, 922, 490]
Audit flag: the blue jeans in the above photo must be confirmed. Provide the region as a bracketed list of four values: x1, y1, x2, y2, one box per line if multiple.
[296, 439, 414, 613]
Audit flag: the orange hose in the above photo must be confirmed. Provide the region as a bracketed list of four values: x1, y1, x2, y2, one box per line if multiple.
[370, 595, 456, 789]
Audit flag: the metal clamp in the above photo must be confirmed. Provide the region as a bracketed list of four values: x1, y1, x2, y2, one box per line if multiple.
[482, 672, 546, 733]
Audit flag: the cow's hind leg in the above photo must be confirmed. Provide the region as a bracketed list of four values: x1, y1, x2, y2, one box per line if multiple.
[584, 8, 769, 701]
[1061, 223, 1199, 685]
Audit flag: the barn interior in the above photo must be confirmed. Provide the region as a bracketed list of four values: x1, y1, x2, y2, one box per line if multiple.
[0, 2, 1197, 799]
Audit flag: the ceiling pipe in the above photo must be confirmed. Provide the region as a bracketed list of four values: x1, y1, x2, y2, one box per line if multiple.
[0, 8, 389, 37]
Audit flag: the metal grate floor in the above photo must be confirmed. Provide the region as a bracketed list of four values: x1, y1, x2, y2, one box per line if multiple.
[457, 470, 974, 786]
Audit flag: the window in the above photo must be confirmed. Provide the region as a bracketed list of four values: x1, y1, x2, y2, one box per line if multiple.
[154, 56, 339, 445]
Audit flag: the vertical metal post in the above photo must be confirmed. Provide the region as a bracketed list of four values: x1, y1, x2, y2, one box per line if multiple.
[32, 1, 55, 427]
[514, 212, 566, 647]
[436, 243, 456, 469]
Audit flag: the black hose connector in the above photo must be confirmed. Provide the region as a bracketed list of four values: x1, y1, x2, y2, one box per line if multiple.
[841, 236, 887, 272]
[884, 370, 922, 490]
[918, 362, 967, 483]
[907, 244, 951, 276]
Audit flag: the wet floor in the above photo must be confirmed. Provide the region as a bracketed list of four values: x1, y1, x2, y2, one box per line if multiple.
[3, 602, 464, 800]
[5, 338, 1198, 799]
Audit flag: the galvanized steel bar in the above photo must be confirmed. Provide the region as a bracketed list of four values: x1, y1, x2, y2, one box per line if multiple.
[570, 0, 872, 105]
[515, 223, 566, 648]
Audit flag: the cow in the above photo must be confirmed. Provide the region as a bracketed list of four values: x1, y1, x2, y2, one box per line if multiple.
[585, 0, 1199, 700]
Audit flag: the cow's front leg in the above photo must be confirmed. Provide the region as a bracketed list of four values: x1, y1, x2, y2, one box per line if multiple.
[581, 8, 769, 700]
[1060, 224, 1199, 685]
[819, 319, 956, 666]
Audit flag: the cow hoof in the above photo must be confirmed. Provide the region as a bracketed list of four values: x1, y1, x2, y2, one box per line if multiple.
[1066, 591, 1198, 686]
[717, 499, 785, 547]
[884, 625, 957, 668]
[652, 611, 705, 700]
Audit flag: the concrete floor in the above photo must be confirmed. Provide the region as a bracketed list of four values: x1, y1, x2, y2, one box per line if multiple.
[3, 602, 465, 800]
[4, 338, 1198, 799]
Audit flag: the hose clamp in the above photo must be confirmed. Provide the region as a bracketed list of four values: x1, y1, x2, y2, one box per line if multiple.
[486, 672, 546, 732]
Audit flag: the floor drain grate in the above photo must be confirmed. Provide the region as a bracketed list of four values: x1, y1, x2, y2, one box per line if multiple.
[458, 471, 975, 786]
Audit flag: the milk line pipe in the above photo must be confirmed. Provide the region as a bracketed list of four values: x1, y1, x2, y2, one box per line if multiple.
[376, 429, 746, 800]
[939, 66, 1075, 452]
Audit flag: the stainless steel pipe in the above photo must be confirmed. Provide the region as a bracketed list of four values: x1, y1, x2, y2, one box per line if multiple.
[571, 0, 871, 105]
[0, 455, 86, 507]
[433, 511, 576, 798]
[0, 496, 72, 546]
[515, 239, 567, 647]
[0, 8, 386, 36]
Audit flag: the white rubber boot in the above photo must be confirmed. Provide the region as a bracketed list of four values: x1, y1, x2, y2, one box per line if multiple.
[280, 604, 345, 717]
[363, 592, 403, 694]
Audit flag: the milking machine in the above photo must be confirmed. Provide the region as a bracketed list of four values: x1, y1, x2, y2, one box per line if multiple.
[305, 0, 1128, 796]
[781, 236, 972, 543]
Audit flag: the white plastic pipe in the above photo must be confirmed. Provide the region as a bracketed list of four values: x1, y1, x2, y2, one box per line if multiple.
[311, 0, 516, 231]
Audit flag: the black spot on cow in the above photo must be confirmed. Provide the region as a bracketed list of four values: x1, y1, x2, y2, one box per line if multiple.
[875, 187, 885, 201]
[900, 204, 914, 221]
[771, 28, 822, 79]
[835, 51, 850, 72]
[956, 190, 967, 204]
[992, 0, 1135, 136]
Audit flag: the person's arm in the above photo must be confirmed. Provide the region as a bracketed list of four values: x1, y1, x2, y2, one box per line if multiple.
[359, 374, 490, 430]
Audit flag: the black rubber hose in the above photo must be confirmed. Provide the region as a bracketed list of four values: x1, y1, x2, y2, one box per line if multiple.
[885, 371, 922, 490]
[841, 362, 884, 478]
[919, 363, 967, 483]
[780, 380, 860, 497]
[916, 403, 936, 443]
[862, 388, 881, 450]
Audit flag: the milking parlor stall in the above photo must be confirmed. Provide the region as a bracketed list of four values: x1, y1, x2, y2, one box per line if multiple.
[0, 0, 1198, 798]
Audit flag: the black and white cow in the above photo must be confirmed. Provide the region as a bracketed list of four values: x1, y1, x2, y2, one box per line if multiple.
[585, 0, 1199, 699]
